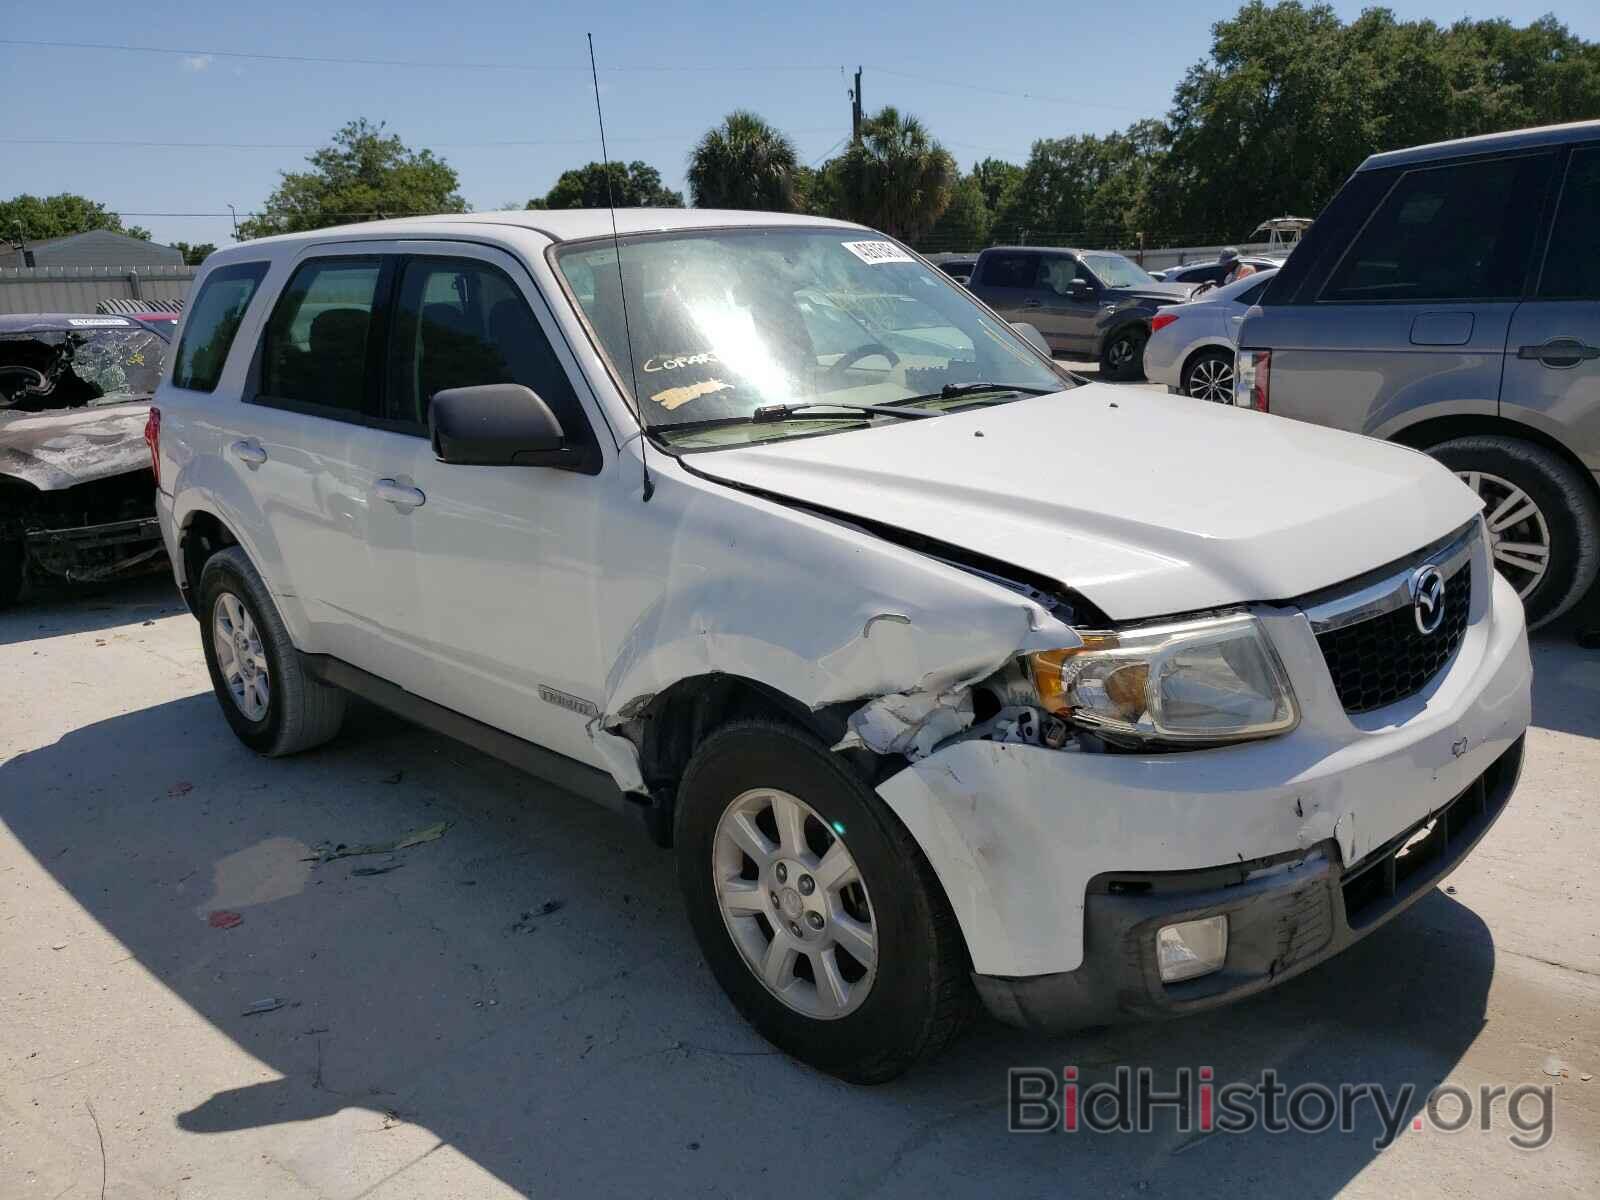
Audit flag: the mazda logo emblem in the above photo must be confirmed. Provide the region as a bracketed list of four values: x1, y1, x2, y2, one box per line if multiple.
[1411, 566, 1447, 635]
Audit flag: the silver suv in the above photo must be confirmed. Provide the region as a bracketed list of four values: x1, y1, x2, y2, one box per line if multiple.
[1235, 120, 1600, 628]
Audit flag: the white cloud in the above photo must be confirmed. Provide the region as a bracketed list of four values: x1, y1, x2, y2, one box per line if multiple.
[181, 54, 214, 72]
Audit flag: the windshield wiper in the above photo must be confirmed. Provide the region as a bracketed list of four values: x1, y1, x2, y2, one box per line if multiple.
[751, 401, 939, 423]
[893, 382, 1058, 406]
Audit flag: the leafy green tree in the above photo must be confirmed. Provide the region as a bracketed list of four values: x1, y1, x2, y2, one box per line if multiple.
[922, 172, 991, 251]
[531, 161, 683, 210]
[688, 112, 800, 210]
[971, 158, 1023, 238]
[236, 119, 466, 240]
[0, 193, 150, 242]
[171, 241, 217, 265]
[827, 107, 956, 242]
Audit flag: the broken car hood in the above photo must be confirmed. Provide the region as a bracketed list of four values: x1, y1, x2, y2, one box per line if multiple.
[0, 401, 152, 491]
[686, 385, 1482, 621]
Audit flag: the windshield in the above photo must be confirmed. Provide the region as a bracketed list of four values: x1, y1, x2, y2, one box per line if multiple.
[1079, 252, 1157, 289]
[0, 327, 167, 411]
[554, 228, 1066, 444]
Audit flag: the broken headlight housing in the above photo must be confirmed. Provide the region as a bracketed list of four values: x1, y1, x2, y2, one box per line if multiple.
[1026, 613, 1298, 746]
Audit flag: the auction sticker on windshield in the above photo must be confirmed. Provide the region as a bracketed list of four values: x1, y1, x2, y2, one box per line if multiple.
[842, 240, 915, 265]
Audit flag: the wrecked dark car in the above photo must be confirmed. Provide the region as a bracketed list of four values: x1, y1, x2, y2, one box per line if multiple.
[0, 314, 170, 605]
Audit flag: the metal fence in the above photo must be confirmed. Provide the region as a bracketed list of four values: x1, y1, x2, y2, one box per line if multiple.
[0, 265, 197, 315]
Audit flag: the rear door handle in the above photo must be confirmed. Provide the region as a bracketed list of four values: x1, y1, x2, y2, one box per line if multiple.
[229, 439, 267, 467]
[1516, 338, 1600, 368]
[1021, 299, 1042, 308]
[375, 479, 426, 509]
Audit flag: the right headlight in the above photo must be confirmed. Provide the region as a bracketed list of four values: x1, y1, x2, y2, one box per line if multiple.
[1026, 613, 1299, 746]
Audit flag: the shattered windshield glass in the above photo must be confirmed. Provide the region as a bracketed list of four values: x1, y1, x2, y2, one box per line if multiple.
[554, 228, 1067, 444]
[0, 328, 167, 411]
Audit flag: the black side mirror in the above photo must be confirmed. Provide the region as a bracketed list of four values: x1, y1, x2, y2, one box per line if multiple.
[429, 383, 567, 467]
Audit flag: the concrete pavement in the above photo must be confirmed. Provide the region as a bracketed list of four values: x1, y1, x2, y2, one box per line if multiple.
[1, 576, 1597, 1199]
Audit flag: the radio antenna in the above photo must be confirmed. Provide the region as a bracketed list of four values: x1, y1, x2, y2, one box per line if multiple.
[588, 32, 654, 502]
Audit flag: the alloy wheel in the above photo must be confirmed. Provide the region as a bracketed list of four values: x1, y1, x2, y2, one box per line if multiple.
[1458, 470, 1551, 599]
[213, 591, 270, 721]
[1108, 336, 1135, 368]
[1187, 355, 1234, 403]
[712, 787, 877, 1020]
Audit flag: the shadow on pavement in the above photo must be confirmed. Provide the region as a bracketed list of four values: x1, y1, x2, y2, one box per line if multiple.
[1529, 628, 1600, 740]
[1, 694, 1496, 1196]
[0, 575, 185, 647]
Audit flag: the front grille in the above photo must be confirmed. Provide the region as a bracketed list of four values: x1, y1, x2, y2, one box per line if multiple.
[1316, 564, 1470, 713]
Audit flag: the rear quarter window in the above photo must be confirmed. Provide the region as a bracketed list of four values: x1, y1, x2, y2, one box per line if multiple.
[172, 262, 270, 392]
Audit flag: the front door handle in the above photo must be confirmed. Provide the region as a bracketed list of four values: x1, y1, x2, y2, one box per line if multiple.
[1021, 298, 1042, 308]
[229, 439, 267, 467]
[375, 479, 426, 509]
[1516, 338, 1600, 368]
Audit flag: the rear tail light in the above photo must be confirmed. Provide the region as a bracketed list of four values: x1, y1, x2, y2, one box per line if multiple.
[1235, 350, 1270, 411]
[143, 406, 161, 489]
[1150, 312, 1179, 333]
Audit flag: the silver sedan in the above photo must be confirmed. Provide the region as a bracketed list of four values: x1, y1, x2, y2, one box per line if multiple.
[1142, 269, 1278, 402]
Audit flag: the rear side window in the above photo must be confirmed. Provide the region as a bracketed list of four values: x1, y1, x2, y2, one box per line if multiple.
[982, 253, 1037, 288]
[259, 259, 382, 414]
[1538, 146, 1600, 300]
[386, 257, 587, 435]
[171, 262, 268, 391]
[1320, 154, 1554, 303]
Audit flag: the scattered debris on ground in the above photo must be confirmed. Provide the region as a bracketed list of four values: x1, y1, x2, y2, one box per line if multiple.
[304, 821, 449, 865]
[207, 910, 243, 929]
[510, 899, 565, 934]
[350, 859, 403, 877]
[168, 781, 193, 798]
[241, 998, 287, 1017]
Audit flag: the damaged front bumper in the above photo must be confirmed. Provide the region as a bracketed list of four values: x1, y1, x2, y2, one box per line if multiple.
[26, 515, 165, 583]
[872, 569, 1532, 1025]
[976, 737, 1522, 1030]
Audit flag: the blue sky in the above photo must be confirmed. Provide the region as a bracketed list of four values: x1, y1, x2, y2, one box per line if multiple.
[6, 1, 1595, 248]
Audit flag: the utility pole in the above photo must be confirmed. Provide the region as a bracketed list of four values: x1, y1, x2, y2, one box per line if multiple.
[850, 66, 863, 142]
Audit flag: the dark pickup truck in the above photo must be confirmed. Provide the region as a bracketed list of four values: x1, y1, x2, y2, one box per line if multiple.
[964, 246, 1195, 379]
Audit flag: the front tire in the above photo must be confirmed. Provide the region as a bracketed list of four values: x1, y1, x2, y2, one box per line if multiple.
[1428, 436, 1600, 629]
[198, 546, 346, 755]
[1101, 325, 1148, 381]
[674, 720, 974, 1083]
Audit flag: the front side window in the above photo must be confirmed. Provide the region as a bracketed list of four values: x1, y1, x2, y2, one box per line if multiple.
[1321, 154, 1554, 303]
[259, 259, 381, 413]
[554, 228, 1066, 446]
[386, 257, 585, 433]
[1035, 257, 1086, 295]
[172, 261, 268, 392]
[1538, 146, 1600, 300]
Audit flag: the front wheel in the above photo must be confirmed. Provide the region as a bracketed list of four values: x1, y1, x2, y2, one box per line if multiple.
[675, 721, 975, 1083]
[1101, 325, 1148, 381]
[1428, 436, 1600, 629]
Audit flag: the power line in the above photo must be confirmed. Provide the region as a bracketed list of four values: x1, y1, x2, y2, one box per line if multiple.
[0, 37, 840, 73]
[2, 130, 841, 151]
[865, 65, 1149, 114]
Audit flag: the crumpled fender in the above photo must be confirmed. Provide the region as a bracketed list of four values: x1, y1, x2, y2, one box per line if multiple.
[0, 402, 151, 491]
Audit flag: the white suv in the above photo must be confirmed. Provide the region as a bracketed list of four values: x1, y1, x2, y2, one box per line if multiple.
[151, 210, 1532, 1082]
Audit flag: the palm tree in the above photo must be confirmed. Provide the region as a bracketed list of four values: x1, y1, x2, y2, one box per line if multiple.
[687, 112, 801, 211]
[832, 107, 956, 242]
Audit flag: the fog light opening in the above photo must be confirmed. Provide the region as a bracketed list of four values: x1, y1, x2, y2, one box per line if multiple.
[1156, 915, 1229, 983]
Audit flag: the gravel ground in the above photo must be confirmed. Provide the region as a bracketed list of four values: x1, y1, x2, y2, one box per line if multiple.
[1, 562, 1597, 1199]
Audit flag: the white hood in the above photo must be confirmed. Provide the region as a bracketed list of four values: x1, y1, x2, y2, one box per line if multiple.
[687, 384, 1482, 620]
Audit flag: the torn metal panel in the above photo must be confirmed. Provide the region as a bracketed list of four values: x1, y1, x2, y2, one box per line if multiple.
[834, 690, 975, 760]
[0, 402, 152, 491]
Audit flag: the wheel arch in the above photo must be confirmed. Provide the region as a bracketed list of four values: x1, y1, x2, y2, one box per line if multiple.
[1179, 340, 1236, 387]
[176, 507, 241, 615]
[1386, 413, 1600, 507]
[620, 672, 862, 847]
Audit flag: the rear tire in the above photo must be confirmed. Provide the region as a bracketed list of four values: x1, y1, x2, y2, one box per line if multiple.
[197, 546, 346, 755]
[1181, 347, 1235, 403]
[674, 720, 975, 1083]
[1427, 436, 1600, 629]
[1101, 325, 1148, 381]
